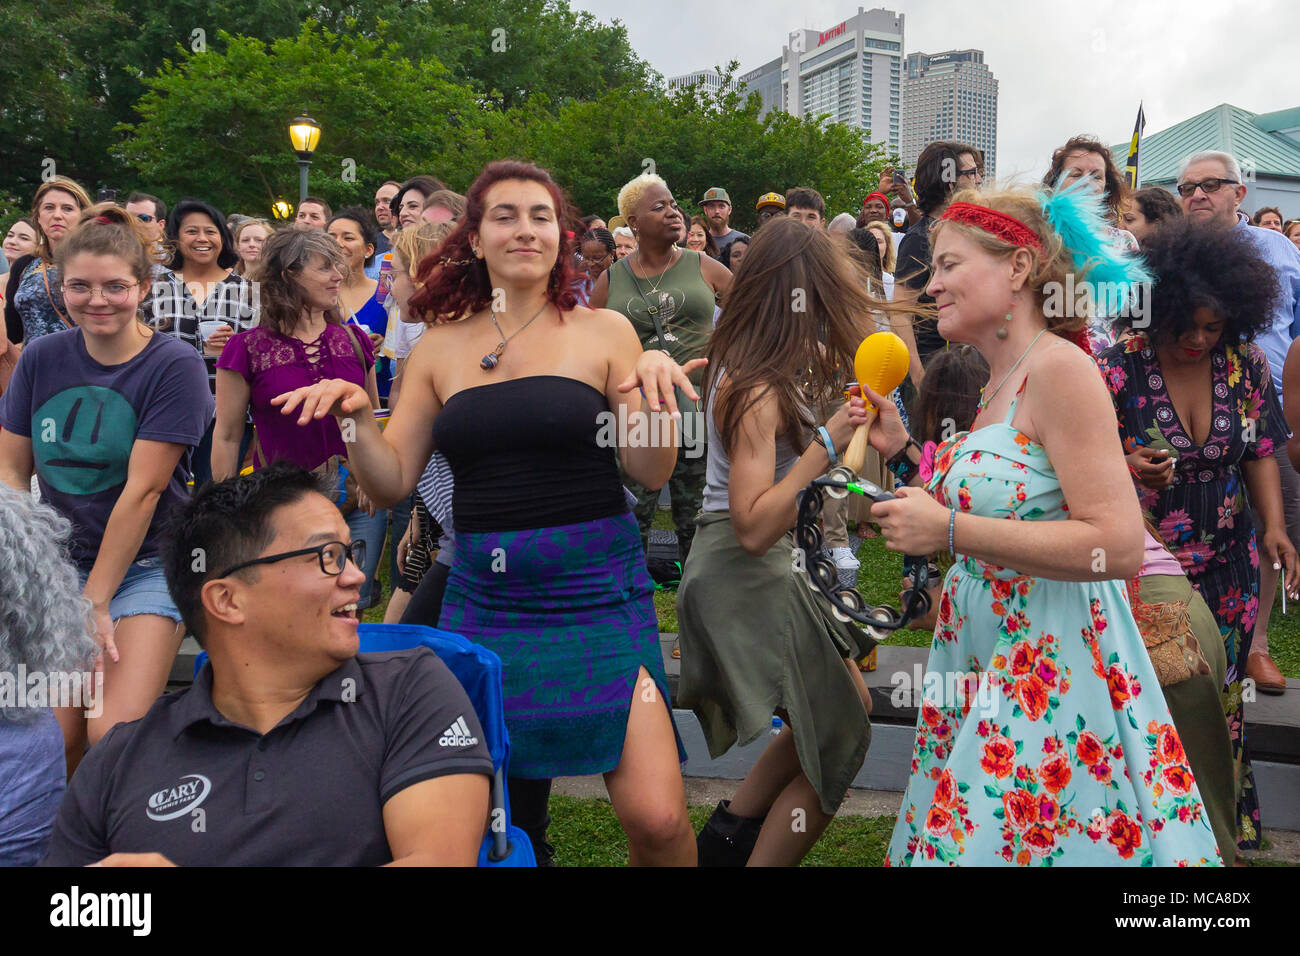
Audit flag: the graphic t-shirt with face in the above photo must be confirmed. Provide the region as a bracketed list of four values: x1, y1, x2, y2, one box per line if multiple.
[0, 327, 213, 571]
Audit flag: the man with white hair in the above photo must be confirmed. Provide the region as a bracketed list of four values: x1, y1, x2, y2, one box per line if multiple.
[1177, 150, 1300, 693]
[612, 226, 636, 260]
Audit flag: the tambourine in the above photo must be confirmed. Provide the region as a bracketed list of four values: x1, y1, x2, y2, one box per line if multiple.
[796, 464, 932, 650]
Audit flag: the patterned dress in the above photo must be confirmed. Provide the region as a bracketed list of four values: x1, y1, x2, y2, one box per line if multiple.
[1096, 334, 1288, 850]
[886, 382, 1222, 867]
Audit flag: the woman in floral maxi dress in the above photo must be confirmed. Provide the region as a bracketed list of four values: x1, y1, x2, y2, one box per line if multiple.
[870, 186, 1223, 866]
[1096, 222, 1298, 851]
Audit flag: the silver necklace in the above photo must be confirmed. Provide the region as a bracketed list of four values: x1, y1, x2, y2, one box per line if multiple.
[481, 301, 549, 371]
[978, 328, 1048, 412]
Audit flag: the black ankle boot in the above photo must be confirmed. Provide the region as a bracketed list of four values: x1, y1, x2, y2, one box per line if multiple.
[697, 799, 766, 867]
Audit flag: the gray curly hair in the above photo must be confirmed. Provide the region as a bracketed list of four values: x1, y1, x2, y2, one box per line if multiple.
[0, 485, 98, 723]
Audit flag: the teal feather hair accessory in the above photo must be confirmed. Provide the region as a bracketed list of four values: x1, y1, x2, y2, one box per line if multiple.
[1036, 175, 1152, 304]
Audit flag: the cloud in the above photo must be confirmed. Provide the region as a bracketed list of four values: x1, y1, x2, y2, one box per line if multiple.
[572, 0, 1296, 181]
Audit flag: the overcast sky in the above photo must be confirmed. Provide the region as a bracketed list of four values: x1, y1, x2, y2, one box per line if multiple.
[571, 0, 1293, 181]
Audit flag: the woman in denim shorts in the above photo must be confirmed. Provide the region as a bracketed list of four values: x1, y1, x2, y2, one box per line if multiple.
[0, 205, 212, 776]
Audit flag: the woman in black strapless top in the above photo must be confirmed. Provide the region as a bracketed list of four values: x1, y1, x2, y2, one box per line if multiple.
[273, 160, 703, 866]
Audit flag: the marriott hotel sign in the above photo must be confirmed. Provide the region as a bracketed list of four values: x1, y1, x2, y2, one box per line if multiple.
[818, 21, 847, 46]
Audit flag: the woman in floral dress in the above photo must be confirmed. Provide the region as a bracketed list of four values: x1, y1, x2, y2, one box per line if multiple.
[869, 184, 1223, 866]
[1097, 221, 1298, 851]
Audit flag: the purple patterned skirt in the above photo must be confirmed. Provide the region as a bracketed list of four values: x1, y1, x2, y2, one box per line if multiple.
[438, 512, 685, 778]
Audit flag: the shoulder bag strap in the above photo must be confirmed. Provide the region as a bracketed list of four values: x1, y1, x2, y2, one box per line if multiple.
[622, 256, 670, 352]
[40, 262, 74, 329]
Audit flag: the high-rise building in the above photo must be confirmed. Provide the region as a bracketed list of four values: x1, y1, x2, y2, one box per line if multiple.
[901, 49, 998, 179]
[739, 57, 782, 117]
[667, 69, 737, 97]
[739, 7, 904, 153]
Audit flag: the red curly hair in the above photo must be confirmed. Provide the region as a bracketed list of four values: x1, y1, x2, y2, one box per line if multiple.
[408, 160, 580, 324]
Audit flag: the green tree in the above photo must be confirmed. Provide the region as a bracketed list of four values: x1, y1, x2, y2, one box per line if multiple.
[117, 22, 487, 216]
[475, 66, 894, 230]
[0, 0, 652, 205]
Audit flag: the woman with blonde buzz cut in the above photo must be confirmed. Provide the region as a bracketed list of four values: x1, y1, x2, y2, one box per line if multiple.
[591, 172, 731, 581]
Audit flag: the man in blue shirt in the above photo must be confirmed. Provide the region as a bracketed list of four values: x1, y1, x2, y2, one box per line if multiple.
[1178, 150, 1300, 693]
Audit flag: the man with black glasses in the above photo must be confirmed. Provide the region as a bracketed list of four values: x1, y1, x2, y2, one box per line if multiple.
[42, 464, 492, 867]
[1178, 150, 1300, 697]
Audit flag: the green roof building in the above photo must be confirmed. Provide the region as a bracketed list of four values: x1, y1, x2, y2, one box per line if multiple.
[1110, 103, 1300, 220]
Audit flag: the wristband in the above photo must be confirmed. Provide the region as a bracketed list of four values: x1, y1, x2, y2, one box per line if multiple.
[818, 425, 837, 464]
[887, 436, 921, 484]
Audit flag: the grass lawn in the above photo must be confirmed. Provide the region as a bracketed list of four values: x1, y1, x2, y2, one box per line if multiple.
[548, 795, 895, 867]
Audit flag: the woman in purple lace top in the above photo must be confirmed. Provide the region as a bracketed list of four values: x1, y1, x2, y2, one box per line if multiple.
[213, 228, 389, 607]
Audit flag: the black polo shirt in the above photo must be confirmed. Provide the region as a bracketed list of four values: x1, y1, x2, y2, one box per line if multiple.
[42, 648, 493, 866]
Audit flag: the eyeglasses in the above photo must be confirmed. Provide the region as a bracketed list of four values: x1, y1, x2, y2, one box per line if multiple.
[215, 540, 367, 579]
[957, 166, 983, 179]
[135, 213, 156, 224]
[577, 252, 613, 263]
[61, 280, 140, 304]
[1176, 178, 1239, 198]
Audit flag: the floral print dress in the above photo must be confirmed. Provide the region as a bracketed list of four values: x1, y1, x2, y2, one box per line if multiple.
[885, 381, 1222, 867]
[1096, 334, 1288, 850]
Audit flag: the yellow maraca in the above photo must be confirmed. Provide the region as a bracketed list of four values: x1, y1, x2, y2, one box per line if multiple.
[842, 331, 910, 475]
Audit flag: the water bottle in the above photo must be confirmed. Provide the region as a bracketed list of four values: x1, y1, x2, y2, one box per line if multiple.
[770, 716, 783, 737]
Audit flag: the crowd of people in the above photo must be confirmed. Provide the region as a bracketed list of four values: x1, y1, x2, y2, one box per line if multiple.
[1, 129, 1298, 869]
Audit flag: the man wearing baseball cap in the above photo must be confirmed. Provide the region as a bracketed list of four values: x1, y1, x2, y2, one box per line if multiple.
[700, 187, 748, 257]
[755, 191, 786, 227]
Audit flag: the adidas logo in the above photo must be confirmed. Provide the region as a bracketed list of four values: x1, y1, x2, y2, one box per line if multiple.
[438, 716, 479, 748]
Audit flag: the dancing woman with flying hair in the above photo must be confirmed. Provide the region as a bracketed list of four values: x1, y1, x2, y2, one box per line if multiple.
[867, 182, 1224, 865]
[679, 216, 907, 866]
[270, 159, 699, 866]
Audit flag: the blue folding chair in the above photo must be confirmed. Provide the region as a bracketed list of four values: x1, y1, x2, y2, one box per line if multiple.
[192, 622, 535, 866]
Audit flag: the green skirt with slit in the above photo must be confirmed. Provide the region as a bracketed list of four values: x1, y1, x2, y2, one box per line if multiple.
[676, 511, 874, 815]
[1137, 573, 1237, 864]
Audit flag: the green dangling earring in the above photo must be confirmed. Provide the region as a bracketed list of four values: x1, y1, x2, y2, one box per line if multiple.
[996, 312, 1012, 340]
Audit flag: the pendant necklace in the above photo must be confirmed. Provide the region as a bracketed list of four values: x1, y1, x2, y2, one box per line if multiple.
[977, 327, 1048, 412]
[628, 247, 679, 316]
[480, 301, 549, 371]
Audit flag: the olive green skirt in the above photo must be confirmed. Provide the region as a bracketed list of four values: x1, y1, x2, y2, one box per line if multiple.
[1137, 573, 1236, 865]
[676, 511, 875, 814]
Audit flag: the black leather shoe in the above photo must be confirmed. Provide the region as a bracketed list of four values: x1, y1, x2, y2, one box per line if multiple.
[696, 799, 766, 867]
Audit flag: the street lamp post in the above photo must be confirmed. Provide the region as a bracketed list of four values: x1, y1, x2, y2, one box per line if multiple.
[288, 114, 321, 204]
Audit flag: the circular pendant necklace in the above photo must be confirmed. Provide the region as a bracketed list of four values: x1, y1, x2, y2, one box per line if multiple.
[480, 301, 549, 371]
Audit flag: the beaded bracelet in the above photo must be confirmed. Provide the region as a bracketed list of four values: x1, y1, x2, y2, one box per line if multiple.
[948, 508, 957, 555]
